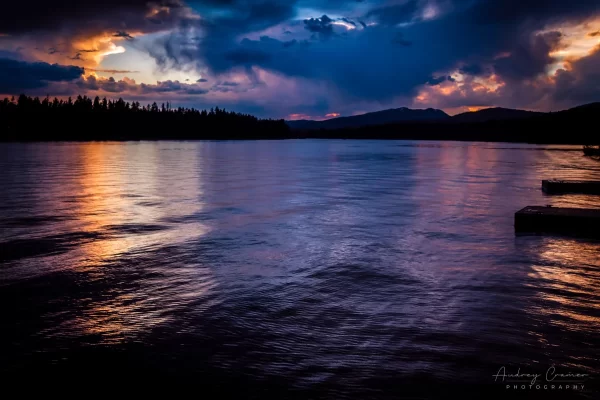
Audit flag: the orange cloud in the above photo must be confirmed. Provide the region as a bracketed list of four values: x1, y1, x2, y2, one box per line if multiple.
[288, 113, 311, 120]
[546, 18, 600, 73]
[0, 31, 138, 73]
[468, 106, 488, 112]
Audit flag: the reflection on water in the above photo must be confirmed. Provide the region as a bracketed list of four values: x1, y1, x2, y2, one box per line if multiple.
[532, 239, 600, 329]
[0, 140, 599, 395]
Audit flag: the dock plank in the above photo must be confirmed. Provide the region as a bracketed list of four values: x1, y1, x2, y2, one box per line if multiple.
[542, 179, 600, 194]
[515, 206, 600, 237]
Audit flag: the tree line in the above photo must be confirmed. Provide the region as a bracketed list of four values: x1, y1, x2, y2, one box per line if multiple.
[0, 94, 291, 141]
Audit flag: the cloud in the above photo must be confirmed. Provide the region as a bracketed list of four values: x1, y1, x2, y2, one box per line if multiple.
[340, 18, 356, 27]
[3, 0, 600, 116]
[0, 1, 189, 35]
[223, 2, 598, 105]
[192, 0, 297, 37]
[113, 31, 134, 40]
[90, 68, 139, 74]
[141, 80, 209, 95]
[459, 63, 485, 76]
[74, 75, 211, 95]
[167, 26, 442, 101]
[224, 45, 271, 65]
[365, 0, 423, 25]
[493, 31, 564, 81]
[304, 15, 335, 39]
[0, 0, 196, 71]
[427, 75, 455, 85]
[553, 45, 600, 106]
[470, 0, 600, 25]
[0, 57, 83, 92]
[415, 42, 600, 113]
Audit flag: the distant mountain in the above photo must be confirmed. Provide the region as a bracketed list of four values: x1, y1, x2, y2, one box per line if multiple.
[295, 102, 600, 144]
[451, 107, 545, 123]
[287, 107, 450, 130]
[556, 102, 600, 115]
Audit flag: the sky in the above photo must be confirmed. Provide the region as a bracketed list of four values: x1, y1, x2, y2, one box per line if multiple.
[1, 0, 600, 119]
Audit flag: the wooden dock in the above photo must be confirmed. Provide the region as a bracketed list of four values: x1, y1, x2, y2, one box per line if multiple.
[542, 179, 600, 194]
[515, 206, 600, 237]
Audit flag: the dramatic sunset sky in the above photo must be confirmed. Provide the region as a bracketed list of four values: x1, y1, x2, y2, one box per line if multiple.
[1, 0, 600, 119]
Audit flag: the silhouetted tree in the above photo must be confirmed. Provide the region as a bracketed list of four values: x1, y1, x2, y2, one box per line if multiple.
[0, 94, 290, 141]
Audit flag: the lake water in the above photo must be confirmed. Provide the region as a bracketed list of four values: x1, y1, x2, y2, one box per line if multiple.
[1, 140, 599, 396]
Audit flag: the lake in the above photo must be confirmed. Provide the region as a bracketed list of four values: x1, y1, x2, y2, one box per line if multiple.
[1, 140, 599, 396]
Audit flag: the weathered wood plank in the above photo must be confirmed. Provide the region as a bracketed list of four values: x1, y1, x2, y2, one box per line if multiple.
[542, 179, 600, 194]
[515, 206, 600, 237]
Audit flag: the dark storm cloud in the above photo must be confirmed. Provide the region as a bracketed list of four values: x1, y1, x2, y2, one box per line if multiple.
[224, 44, 272, 65]
[5, 0, 600, 110]
[0, 1, 187, 35]
[365, 0, 422, 25]
[459, 63, 484, 76]
[141, 80, 209, 94]
[427, 76, 454, 85]
[76, 75, 210, 95]
[76, 76, 127, 92]
[304, 15, 334, 39]
[340, 18, 356, 27]
[553, 46, 600, 105]
[0, 57, 83, 92]
[143, 0, 599, 103]
[417, 42, 600, 112]
[142, 0, 312, 73]
[113, 31, 134, 40]
[192, 0, 297, 36]
[90, 68, 139, 74]
[196, 27, 442, 100]
[493, 31, 563, 81]
[470, 0, 600, 24]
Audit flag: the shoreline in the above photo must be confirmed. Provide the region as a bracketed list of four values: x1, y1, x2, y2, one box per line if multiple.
[0, 137, 593, 145]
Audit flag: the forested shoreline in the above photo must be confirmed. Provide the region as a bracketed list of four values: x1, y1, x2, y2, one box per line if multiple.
[1, 94, 598, 144]
[0, 95, 291, 141]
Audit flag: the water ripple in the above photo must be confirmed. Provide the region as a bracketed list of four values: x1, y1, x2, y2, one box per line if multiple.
[0, 140, 599, 396]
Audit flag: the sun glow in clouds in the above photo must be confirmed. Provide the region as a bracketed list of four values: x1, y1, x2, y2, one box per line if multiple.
[288, 113, 311, 120]
[549, 21, 600, 60]
[99, 42, 126, 58]
[332, 21, 356, 30]
[68, 33, 134, 71]
[545, 19, 600, 74]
